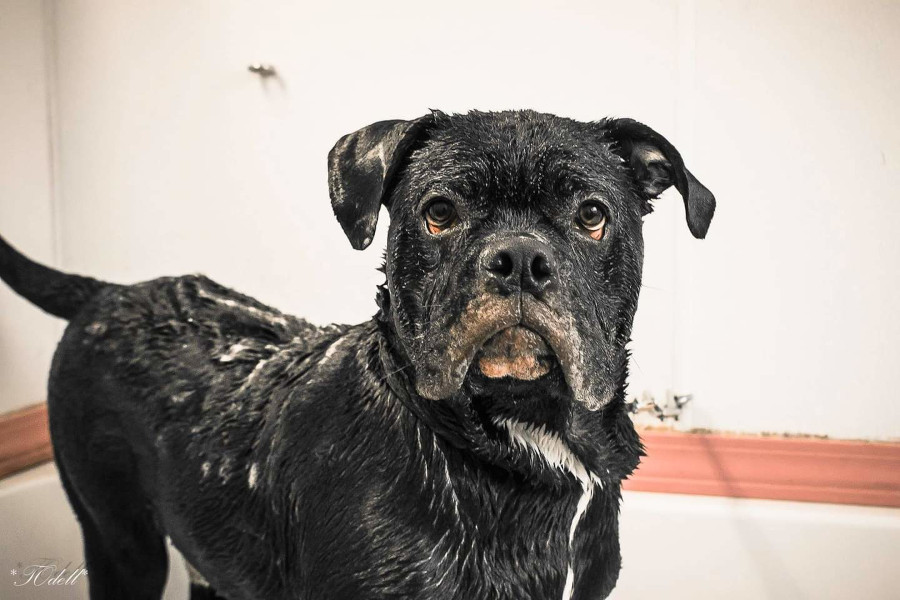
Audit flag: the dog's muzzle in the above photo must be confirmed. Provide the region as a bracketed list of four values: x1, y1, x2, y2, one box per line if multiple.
[410, 234, 615, 410]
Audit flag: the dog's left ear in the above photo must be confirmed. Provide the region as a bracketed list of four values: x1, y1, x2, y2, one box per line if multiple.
[328, 115, 434, 250]
[601, 118, 716, 239]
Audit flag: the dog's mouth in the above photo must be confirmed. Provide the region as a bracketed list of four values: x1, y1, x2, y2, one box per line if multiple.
[473, 325, 555, 381]
[413, 293, 612, 409]
[466, 326, 568, 428]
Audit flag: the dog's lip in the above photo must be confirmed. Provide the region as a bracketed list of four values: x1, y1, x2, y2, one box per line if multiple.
[474, 324, 555, 356]
[472, 324, 556, 380]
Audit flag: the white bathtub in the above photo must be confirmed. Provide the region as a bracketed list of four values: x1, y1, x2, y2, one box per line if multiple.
[2, 463, 898, 599]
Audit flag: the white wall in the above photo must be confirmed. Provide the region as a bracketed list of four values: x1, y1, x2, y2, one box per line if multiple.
[0, 0, 61, 414]
[684, 0, 900, 440]
[1, 1, 899, 440]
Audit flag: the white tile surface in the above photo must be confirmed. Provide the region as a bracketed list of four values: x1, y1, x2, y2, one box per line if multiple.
[3, 464, 898, 599]
[0, 463, 188, 600]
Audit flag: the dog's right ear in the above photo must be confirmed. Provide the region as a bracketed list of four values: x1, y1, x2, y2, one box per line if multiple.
[328, 115, 435, 250]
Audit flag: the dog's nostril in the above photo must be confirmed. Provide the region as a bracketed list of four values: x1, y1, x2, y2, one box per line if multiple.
[486, 251, 515, 278]
[531, 254, 553, 282]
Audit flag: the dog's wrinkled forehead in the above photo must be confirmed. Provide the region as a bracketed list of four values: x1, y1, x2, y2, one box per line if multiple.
[399, 112, 631, 214]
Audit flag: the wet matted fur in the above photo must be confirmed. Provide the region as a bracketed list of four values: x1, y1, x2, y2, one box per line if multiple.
[0, 110, 714, 600]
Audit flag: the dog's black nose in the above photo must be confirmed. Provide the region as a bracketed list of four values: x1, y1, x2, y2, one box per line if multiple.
[482, 236, 556, 296]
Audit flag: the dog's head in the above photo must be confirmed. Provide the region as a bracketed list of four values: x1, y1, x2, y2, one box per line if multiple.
[328, 110, 713, 438]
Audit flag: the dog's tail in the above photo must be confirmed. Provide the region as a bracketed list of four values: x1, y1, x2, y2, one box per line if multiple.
[0, 233, 109, 320]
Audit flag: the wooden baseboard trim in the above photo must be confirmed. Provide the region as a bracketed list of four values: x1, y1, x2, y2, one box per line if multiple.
[625, 429, 900, 508]
[0, 403, 53, 480]
[2, 404, 898, 508]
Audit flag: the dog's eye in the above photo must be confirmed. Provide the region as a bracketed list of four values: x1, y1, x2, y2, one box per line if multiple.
[576, 201, 607, 240]
[424, 198, 458, 234]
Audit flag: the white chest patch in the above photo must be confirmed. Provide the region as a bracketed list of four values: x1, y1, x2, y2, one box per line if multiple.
[183, 558, 209, 587]
[494, 417, 602, 600]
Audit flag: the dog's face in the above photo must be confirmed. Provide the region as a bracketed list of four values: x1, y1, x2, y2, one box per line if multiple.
[328, 111, 714, 427]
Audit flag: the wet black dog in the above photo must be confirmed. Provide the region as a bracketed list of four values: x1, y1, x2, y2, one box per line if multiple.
[0, 110, 714, 600]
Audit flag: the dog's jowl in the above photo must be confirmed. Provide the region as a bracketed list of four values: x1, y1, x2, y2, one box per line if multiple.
[0, 110, 714, 600]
